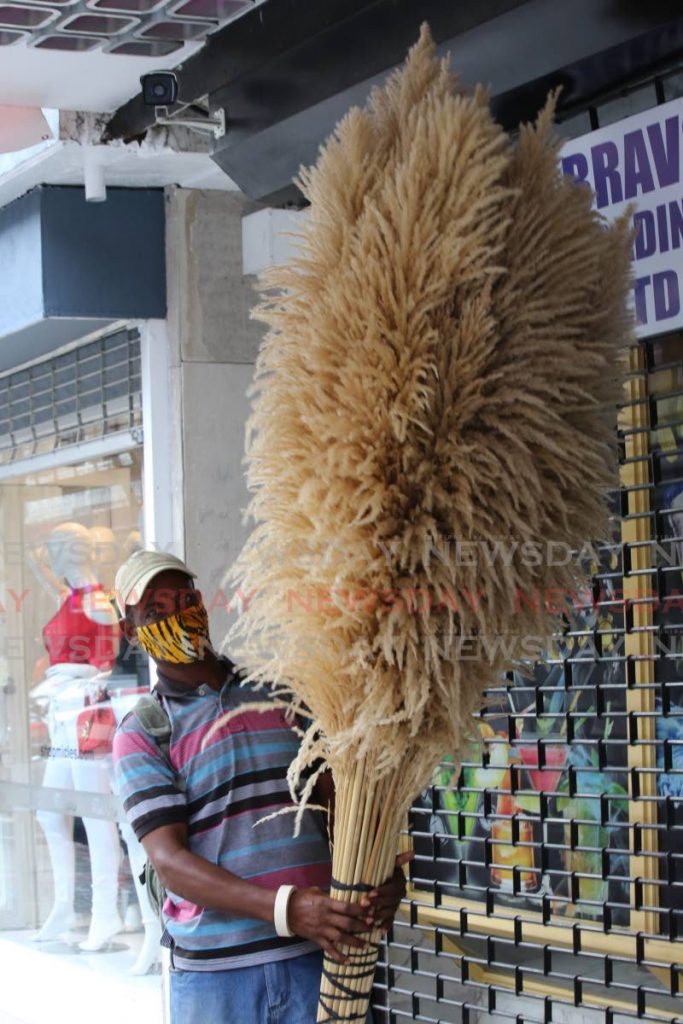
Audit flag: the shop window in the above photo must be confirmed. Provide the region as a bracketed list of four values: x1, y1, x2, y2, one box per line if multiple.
[0, 367, 158, 1022]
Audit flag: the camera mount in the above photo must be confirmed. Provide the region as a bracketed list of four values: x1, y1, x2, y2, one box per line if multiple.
[154, 105, 226, 141]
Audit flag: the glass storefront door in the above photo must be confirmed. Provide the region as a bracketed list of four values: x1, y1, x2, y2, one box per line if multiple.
[0, 446, 162, 1023]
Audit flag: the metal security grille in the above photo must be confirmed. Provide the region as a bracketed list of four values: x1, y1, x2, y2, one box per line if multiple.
[374, 76, 683, 1024]
[0, 327, 142, 467]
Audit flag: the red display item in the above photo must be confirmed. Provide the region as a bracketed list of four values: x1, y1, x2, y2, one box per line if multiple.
[42, 584, 120, 670]
[77, 690, 117, 755]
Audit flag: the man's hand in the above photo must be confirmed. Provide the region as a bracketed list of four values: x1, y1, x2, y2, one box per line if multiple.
[288, 886, 374, 964]
[361, 851, 414, 934]
[287, 851, 413, 961]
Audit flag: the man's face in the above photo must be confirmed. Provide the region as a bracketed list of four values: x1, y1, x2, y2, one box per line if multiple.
[121, 569, 209, 664]
[130, 569, 199, 628]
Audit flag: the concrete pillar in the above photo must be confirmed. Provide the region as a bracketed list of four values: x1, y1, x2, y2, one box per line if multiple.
[164, 186, 264, 647]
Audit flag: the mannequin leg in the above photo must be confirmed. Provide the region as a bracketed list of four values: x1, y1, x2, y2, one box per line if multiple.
[70, 757, 123, 951]
[34, 757, 76, 940]
[124, 901, 142, 933]
[120, 821, 162, 975]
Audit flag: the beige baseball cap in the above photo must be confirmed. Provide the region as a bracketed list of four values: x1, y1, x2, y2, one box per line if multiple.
[114, 549, 196, 616]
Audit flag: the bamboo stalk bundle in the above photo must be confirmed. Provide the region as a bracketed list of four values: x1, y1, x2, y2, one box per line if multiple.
[226, 25, 634, 1023]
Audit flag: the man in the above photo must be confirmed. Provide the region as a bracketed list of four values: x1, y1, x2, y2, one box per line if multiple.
[112, 549, 409, 1023]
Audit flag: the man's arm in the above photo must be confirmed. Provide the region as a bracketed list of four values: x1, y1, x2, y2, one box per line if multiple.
[142, 822, 374, 963]
[115, 720, 368, 961]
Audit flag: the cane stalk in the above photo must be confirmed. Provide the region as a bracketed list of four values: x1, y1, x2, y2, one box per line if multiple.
[318, 766, 402, 1023]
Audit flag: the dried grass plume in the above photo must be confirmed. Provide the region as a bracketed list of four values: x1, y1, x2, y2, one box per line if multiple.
[225, 23, 633, 1021]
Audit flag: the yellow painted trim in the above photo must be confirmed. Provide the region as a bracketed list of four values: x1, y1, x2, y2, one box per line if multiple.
[621, 344, 659, 935]
[408, 888, 681, 968]
[438, 935, 679, 1023]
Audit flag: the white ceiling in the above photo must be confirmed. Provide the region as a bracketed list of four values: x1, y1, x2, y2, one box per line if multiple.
[0, 0, 266, 199]
[0, 0, 267, 114]
[0, 41, 204, 113]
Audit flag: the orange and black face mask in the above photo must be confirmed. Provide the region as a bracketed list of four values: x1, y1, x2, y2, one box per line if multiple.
[136, 603, 210, 664]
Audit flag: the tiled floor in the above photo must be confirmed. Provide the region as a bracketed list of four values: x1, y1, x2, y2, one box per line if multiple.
[0, 928, 162, 1024]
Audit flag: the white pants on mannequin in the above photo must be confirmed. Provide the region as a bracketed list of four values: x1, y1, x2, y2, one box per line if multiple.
[32, 664, 122, 949]
[119, 821, 162, 974]
[110, 687, 162, 973]
[36, 756, 122, 948]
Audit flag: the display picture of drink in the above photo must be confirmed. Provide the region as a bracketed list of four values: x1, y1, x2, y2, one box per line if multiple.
[409, 540, 632, 925]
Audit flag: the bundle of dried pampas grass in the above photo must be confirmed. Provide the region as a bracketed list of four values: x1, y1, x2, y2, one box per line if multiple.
[225, 24, 633, 1022]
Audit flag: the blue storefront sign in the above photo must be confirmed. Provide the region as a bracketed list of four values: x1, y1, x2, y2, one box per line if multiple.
[561, 97, 683, 337]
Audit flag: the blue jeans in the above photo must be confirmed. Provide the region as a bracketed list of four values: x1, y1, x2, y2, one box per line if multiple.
[169, 948, 374, 1024]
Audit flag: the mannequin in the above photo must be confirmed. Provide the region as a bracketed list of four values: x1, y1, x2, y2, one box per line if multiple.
[119, 821, 162, 974]
[95, 524, 162, 971]
[89, 526, 119, 594]
[121, 528, 143, 563]
[32, 522, 123, 951]
[109, 686, 162, 975]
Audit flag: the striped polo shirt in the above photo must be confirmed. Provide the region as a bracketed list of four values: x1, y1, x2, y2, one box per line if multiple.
[112, 660, 332, 971]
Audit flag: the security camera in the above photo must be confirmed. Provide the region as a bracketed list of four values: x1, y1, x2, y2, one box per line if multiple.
[141, 71, 179, 107]
[141, 69, 226, 140]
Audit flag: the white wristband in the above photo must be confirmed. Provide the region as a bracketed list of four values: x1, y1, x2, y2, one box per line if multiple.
[273, 884, 297, 938]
